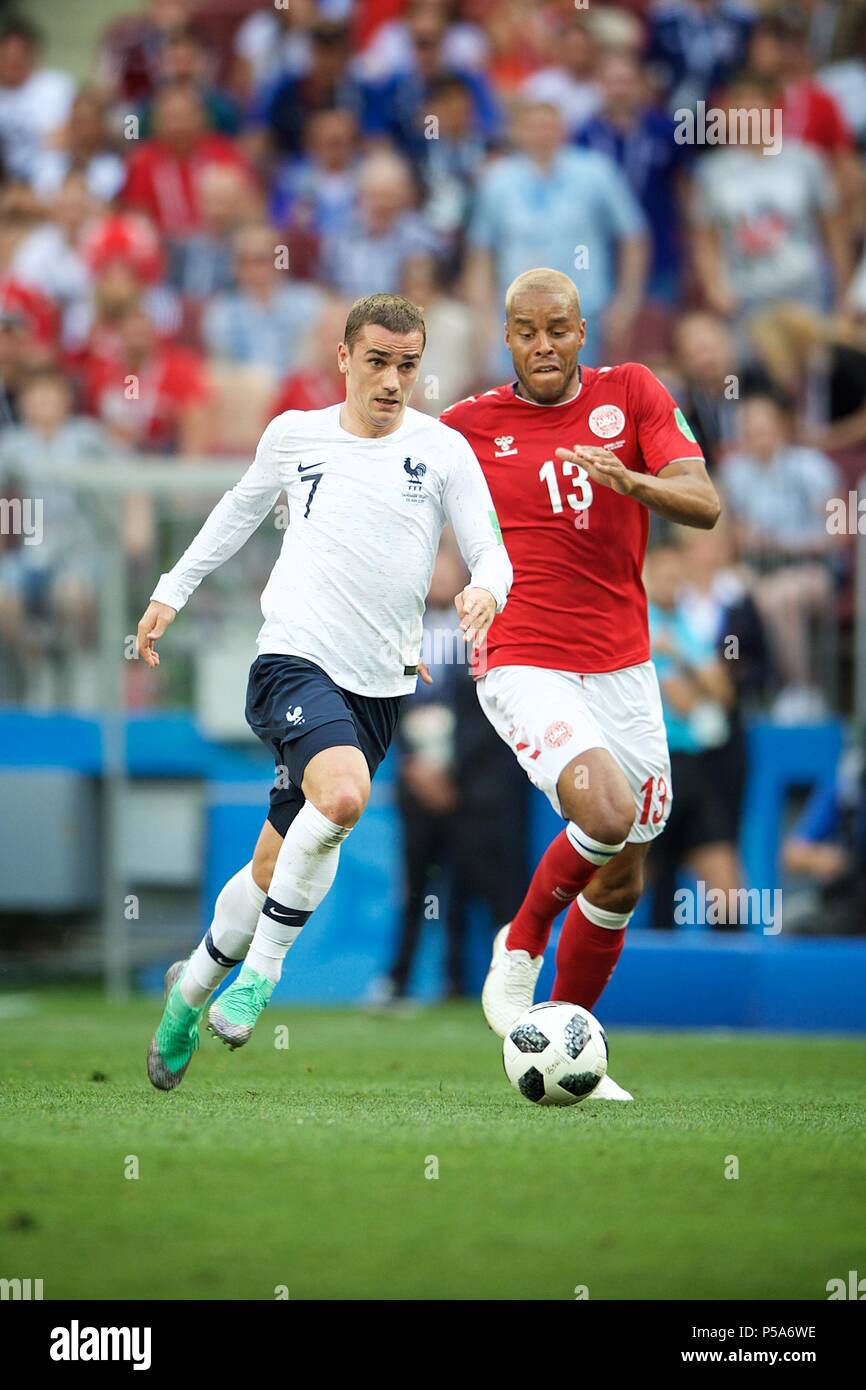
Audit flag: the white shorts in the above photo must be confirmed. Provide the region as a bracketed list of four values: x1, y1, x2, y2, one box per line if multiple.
[476, 662, 672, 844]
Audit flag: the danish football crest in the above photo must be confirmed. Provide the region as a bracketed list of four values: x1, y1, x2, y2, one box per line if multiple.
[588, 405, 626, 439]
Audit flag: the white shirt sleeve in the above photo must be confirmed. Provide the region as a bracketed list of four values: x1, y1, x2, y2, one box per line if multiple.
[150, 418, 284, 612]
[441, 429, 512, 611]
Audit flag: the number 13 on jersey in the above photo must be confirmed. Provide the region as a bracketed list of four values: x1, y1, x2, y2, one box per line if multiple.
[539, 458, 593, 515]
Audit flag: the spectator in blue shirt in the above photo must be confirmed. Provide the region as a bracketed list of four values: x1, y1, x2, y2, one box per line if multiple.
[318, 151, 440, 299]
[645, 542, 742, 929]
[782, 742, 866, 935]
[645, 0, 756, 113]
[465, 100, 647, 371]
[408, 74, 490, 274]
[268, 107, 360, 239]
[202, 223, 325, 377]
[360, 3, 502, 152]
[576, 49, 692, 306]
[249, 20, 364, 161]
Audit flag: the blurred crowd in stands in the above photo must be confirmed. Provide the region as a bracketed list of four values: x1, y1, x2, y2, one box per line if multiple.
[0, 0, 865, 957]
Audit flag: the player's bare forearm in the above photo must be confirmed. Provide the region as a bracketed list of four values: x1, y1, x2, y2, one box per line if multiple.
[555, 447, 720, 529]
[627, 460, 721, 529]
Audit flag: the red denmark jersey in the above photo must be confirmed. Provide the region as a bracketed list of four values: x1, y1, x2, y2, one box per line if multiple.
[440, 363, 703, 675]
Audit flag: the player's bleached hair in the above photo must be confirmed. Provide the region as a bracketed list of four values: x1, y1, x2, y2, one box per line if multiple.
[344, 293, 427, 352]
[505, 268, 582, 320]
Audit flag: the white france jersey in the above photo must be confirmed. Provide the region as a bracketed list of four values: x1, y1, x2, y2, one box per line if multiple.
[151, 403, 512, 697]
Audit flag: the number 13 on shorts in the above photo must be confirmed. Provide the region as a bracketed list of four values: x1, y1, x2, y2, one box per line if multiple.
[639, 774, 669, 826]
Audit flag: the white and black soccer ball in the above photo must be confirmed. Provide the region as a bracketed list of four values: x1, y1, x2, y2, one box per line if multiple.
[503, 1002, 608, 1106]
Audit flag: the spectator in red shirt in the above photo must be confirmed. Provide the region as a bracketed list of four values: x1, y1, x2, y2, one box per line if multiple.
[749, 10, 854, 156]
[354, 0, 406, 55]
[123, 81, 253, 238]
[0, 279, 59, 364]
[100, 0, 198, 104]
[64, 214, 180, 387]
[84, 303, 212, 455]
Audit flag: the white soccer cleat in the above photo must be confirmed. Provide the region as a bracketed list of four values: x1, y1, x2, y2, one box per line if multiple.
[482, 924, 544, 1038]
[588, 1072, 633, 1101]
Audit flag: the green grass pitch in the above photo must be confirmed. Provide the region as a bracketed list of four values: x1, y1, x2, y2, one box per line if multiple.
[1, 989, 864, 1301]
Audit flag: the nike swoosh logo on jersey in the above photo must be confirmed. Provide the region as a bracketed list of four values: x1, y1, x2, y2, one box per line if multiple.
[298, 462, 325, 473]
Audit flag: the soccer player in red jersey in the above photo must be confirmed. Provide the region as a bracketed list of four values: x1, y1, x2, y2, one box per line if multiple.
[441, 267, 720, 1098]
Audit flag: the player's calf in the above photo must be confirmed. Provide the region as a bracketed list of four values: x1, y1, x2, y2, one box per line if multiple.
[582, 841, 647, 916]
[498, 749, 635, 960]
[552, 843, 649, 1012]
[210, 800, 355, 1049]
[550, 848, 649, 1104]
[251, 820, 284, 893]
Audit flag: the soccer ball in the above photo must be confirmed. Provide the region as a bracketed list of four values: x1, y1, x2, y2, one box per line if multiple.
[503, 1002, 608, 1106]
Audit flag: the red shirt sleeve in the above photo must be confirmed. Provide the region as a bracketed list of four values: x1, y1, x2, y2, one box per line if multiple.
[815, 89, 854, 152]
[82, 354, 114, 417]
[439, 396, 476, 434]
[626, 363, 704, 475]
[160, 348, 212, 408]
[122, 146, 158, 221]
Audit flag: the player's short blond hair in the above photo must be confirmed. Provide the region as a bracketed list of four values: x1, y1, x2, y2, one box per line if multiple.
[505, 269, 582, 320]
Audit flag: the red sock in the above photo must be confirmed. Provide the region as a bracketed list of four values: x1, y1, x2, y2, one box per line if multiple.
[506, 825, 622, 957]
[551, 896, 627, 1010]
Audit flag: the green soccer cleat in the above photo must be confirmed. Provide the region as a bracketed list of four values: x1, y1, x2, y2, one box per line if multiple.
[146, 960, 202, 1092]
[207, 966, 275, 1050]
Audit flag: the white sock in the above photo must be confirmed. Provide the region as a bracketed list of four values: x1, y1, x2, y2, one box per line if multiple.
[577, 892, 634, 930]
[245, 802, 351, 984]
[180, 863, 265, 1008]
[565, 822, 627, 867]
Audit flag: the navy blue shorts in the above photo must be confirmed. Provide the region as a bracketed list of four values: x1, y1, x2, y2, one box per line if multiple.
[245, 653, 402, 836]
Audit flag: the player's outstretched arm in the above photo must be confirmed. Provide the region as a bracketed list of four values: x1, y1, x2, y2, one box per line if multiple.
[144, 418, 285, 648]
[555, 447, 721, 530]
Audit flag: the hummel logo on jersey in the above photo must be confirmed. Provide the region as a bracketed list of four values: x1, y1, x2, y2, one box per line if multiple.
[494, 435, 518, 457]
[285, 706, 304, 725]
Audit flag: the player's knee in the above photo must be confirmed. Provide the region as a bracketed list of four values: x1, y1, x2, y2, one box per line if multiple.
[578, 794, 635, 849]
[313, 779, 369, 828]
[251, 850, 276, 893]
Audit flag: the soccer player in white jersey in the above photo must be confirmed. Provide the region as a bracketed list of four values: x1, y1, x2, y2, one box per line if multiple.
[140, 293, 512, 1090]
